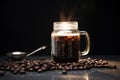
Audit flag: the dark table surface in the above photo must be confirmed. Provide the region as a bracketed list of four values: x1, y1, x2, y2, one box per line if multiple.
[0, 55, 120, 80]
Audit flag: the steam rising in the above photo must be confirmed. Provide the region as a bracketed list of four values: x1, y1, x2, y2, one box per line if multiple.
[60, 8, 76, 21]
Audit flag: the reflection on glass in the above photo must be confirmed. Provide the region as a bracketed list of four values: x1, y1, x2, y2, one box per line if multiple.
[53, 73, 89, 80]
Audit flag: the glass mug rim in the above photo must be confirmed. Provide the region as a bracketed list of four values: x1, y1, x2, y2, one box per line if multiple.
[53, 21, 78, 30]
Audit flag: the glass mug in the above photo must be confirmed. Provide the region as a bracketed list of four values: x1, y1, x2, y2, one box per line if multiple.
[51, 21, 90, 62]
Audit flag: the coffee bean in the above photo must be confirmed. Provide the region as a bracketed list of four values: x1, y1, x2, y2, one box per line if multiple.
[0, 58, 117, 75]
[113, 65, 117, 68]
[14, 65, 19, 68]
[41, 67, 46, 71]
[26, 62, 31, 66]
[61, 63, 66, 66]
[109, 65, 117, 69]
[6, 66, 11, 71]
[67, 62, 71, 65]
[29, 68, 34, 71]
[43, 64, 48, 67]
[0, 67, 4, 70]
[58, 65, 62, 70]
[20, 64, 26, 67]
[64, 66, 70, 70]
[13, 70, 18, 74]
[69, 65, 73, 70]
[34, 62, 39, 66]
[34, 66, 39, 70]
[56, 63, 60, 67]
[20, 69, 25, 74]
[10, 67, 15, 72]
[0, 70, 5, 76]
[37, 69, 43, 73]
[73, 67, 78, 70]
[62, 70, 67, 74]
[0, 63, 2, 67]
[79, 66, 84, 70]
[26, 66, 31, 70]
[50, 67, 55, 70]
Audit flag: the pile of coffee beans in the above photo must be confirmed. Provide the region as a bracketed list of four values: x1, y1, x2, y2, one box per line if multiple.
[0, 58, 117, 76]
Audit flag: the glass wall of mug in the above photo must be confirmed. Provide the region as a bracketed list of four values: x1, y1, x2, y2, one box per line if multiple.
[51, 21, 90, 63]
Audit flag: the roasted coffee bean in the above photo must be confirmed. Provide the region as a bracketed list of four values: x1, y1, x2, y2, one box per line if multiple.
[113, 65, 117, 68]
[13, 70, 18, 74]
[34, 66, 39, 70]
[49, 67, 55, 70]
[10, 67, 15, 72]
[69, 65, 73, 70]
[0, 70, 5, 76]
[6, 66, 11, 71]
[86, 65, 92, 69]
[109, 65, 117, 69]
[29, 68, 34, 71]
[26, 66, 31, 70]
[0, 67, 4, 70]
[0, 58, 117, 75]
[83, 66, 88, 69]
[58, 65, 63, 70]
[20, 69, 25, 74]
[56, 63, 60, 67]
[64, 66, 70, 70]
[41, 67, 46, 71]
[66, 62, 71, 65]
[20, 64, 26, 67]
[62, 70, 67, 74]
[34, 62, 39, 66]
[14, 65, 19, 68]
[0, 63, 2, 67]
[37, 69, 43, 73]
[43, 64, 48, 67]
[73, 67, 78, 70]
[79, 66, 84, 70]
[15, 68, 20, 72]
[26, 62, 31, 66]
[72, 62, 77, 67]
[61, 63, 66, 66]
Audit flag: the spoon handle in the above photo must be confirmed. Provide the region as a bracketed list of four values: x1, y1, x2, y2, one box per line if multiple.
[26, 46, 46, 57]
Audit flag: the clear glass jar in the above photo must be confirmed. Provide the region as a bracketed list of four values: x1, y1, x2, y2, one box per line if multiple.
[51, 21, 90, 63]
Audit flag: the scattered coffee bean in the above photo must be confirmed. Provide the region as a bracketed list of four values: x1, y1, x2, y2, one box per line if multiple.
[20, 69, 25, 74]
[29, 68, 34, 71]
[50, 67, 55, 71]
[41, 67, 46, 71]
[0, 58, 117, 76]
[0, 67, 4, 70]
[109, 65, 117, 69]
[73, 66, 78, 70]
[58, 65, 63, 70]
[0, 70, 5, 76]
[37, 69, 43, 73]
[62, 70, 67, 74]
[34, 66, 39, 70]
[13, 70, 18, 74]
[34, 62, 39, 66]
[6, 66, 11, 71]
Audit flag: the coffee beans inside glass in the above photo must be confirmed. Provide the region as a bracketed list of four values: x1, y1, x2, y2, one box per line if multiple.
[51, 21, 90, 63]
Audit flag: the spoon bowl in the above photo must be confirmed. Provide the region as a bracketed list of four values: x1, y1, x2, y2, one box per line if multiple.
[6, 46, 46, 60]
[7, 51, 27, 60]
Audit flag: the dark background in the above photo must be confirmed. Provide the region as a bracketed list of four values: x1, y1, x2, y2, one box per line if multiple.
[0, 0, 119, 55]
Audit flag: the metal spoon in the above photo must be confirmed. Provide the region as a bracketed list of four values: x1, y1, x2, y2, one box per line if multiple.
[26, 46, 46, 57]
[7, 46, 47, 60]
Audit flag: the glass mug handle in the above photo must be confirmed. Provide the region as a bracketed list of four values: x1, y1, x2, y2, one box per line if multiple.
[79, 31, 90, 56]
